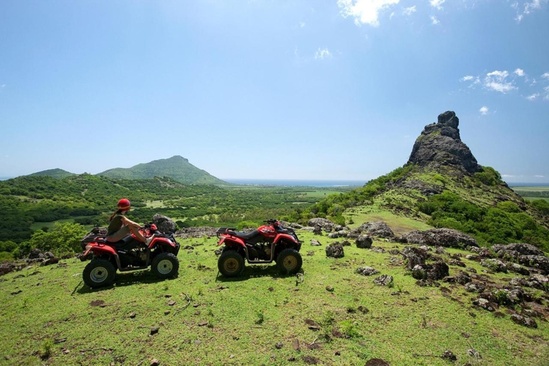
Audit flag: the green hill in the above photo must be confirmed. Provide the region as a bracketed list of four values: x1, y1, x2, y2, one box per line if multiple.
[98, 155, 227, 185]
[301, 111, 549, 251]
[27, 168, 75, 179]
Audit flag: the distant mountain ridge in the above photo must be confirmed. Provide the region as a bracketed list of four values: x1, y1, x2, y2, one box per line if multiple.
[28, 156, 227, 185]
[28, 168, 75, 179]
[98, 155, 226, 185]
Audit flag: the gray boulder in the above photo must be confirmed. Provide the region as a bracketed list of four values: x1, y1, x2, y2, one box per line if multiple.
[308, 218, 336, 232]
[326, 243, 344, 258]
[356, 234, 373, 249]
[401, 228, 478, 249]
[152, 214, 177, 234]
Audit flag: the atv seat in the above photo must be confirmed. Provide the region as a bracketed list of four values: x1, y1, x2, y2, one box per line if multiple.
[112, 235, 144, 251]
[228, 229, 260, 240]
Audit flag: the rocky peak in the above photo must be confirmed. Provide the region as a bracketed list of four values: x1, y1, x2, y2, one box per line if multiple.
[407, 111, 482, 174]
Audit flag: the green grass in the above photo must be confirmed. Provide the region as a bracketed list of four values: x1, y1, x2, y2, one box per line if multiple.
[1, 230, 548, 365]
[345, 206, 432, 235]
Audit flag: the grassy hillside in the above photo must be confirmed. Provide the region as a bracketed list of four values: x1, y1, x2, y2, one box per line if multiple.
[98, 155, 226, 185]
[301, 165, 549, 252]
[1, 229, 547, 365]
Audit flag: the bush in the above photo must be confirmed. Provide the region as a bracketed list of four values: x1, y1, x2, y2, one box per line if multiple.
[474, 167, 501, 186]
[26, 222, 88, 257]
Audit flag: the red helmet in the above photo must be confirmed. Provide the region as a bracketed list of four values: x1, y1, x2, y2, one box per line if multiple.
[117, 198, 131, 210]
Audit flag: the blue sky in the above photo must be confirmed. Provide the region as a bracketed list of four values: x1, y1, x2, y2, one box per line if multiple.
[1, 0, 548, 183]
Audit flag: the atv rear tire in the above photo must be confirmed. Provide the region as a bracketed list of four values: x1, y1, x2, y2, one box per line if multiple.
[276, 249, 302, 275]
[83, 259, 116, 288]
[218, 250, 245, 277]
[151, 252, 179, 279]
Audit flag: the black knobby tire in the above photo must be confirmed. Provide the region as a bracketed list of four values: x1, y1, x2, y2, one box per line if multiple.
[83, 259, 116, 288]
[218, 250, 245, 277]
[276, 249, 302, 275]
[151, 252, 179, 279]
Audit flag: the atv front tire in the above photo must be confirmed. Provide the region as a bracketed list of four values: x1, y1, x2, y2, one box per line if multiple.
[218, 250, 245, 277]
[83, 259, 116, 288]
[151, 252, 179, 279]
[276, 249, 302, 275]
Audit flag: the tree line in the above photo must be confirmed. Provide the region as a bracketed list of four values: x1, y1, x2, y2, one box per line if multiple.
[0, 174, 338, 259]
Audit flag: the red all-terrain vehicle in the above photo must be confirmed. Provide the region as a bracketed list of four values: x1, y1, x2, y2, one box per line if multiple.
[80, 223, 180, 288]
[216, 219, 302, 277]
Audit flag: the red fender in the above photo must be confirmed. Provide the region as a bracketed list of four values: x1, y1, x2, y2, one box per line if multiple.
[87, 242, 118, 256]
[218, 234, 246, 248]
[148, 237, 176, 249]
[274, 233, 299, 244]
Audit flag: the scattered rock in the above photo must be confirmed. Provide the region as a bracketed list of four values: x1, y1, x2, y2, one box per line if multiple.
[481, 258, 507, 273]
[308, 218, 336, 232]
[356, 266, 379, 276]
[373, 275, 393, 286]
[365, 358, 390, 366]
[353, 221, 395, 239]
[402, 246, 429, 269]
[326, 243, 344, 258]
[510, 314, 538, 328]
[305, 319, 321, 331]
[356, 234, 373, 249]
[472, 297, 496, 312]
[441, 350, 457, 361]
[310, 239, 322, 246]
[302, 355, 320, 364]
[401, 228, 478, 249]
[292, 338, 300, 351]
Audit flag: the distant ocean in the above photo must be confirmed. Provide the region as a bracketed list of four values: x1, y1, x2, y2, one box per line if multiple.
[223, 179, 366, 187]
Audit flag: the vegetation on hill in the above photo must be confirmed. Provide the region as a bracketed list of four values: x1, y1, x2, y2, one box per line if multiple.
[98, 155, 227, 185]
[0, 174, 347, 259]
[296, 164, 549, 252]
[27, 168, 75, 179]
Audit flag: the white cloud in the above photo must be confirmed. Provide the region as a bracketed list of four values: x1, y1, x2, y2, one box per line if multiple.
[514, 68, 525, 77]
[515, 0, 548, 22]
[403, 6, 416, 16]
[430, 0, 446, 10]
[542, 72, 549, 79]
[337, 0, 400, 27]
[484, 70, 516, 93]
[315, 48, 333, 60]
[479, 106, 489, 115]
[430, 15, 440, 25]
[526, 93, 539, 101]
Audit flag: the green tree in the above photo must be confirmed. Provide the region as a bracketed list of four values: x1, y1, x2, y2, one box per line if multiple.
[26, 222, 88, 257]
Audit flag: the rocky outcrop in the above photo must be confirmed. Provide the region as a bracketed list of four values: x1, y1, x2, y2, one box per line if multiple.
[400, 228, 478, 249]
[152, 214, 177, 234]
[407, 111, 482, 174]
[351, 221, 395, 239]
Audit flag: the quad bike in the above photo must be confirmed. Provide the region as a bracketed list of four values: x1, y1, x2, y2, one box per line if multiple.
[80, 223, 180, 288]
[216, 219, 302, 277]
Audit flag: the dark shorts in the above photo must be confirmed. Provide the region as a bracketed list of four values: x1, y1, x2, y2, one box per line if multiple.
[106, 226, 130, 243]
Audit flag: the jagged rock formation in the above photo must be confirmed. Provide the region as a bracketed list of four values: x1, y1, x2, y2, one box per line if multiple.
[407, 111, 482, 174]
